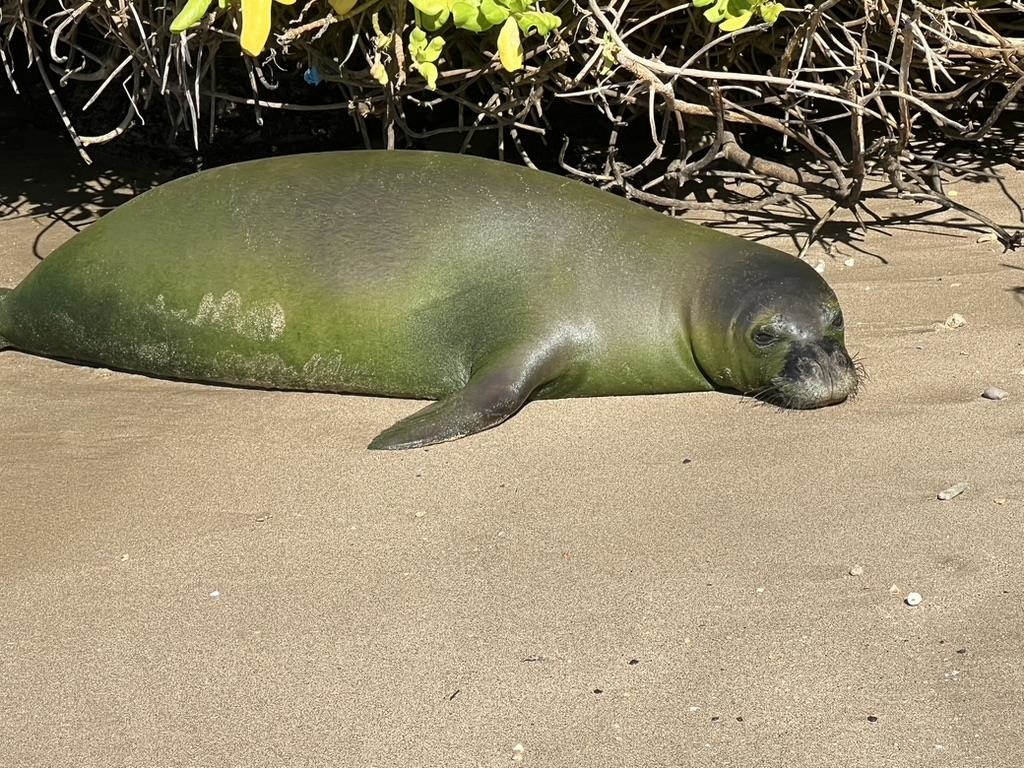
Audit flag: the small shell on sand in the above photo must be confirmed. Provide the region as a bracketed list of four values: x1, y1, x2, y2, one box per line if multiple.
[849, 565, 864, 576]
[938, 483, 969, 501]
[943, 313, 967, 329]
[981, 387, 1008, 401]
[905, 592, 923, 606]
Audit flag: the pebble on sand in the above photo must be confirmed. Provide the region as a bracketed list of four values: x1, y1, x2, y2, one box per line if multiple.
[849, 565, 864, 577]
[981, 387, 1008, 401]
[905, 592, 923, 607]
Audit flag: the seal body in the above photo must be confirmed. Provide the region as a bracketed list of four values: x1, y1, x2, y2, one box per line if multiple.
[0, 151, 858, 448]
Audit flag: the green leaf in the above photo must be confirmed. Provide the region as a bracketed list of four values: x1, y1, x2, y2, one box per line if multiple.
[328, 0, 357, 15]
[719, 9, 754, 31]
[169, 0, 215, 32]
[410, 26, 446, 63]
[409, 26, 444, 88]
[408, 0, 448, 15]
[480, 0, 509, 27]
[759, 2, 786, 24]
[239, 0, 273, 55]
[452, 0, 487, 32]
[417, 61, 439, 89]
[424, 36, 445, 61]
[600, 33, 617, 75]
[515, 10, 560, 35]
[698, 0, 773, 32]
[703, 0, 728, 24]
[497, 16, 523, 72]
[416, 8, 450, 31]
[452, 0, 508, 32]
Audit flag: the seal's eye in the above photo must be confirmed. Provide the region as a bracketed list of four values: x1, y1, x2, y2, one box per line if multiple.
[752, 328, 778, 348]
[830, 313, 844, 331]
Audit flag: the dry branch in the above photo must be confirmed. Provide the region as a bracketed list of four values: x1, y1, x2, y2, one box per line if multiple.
[2, 0, 1022, 249]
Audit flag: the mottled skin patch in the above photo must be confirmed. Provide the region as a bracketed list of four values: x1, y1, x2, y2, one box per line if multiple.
[0, 150, 858, 448]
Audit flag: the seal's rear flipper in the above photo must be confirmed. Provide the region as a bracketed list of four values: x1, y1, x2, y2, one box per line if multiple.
[368, 337, 577, 450]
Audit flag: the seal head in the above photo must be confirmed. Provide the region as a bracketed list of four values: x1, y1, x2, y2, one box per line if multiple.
[689, 256, 859, 409]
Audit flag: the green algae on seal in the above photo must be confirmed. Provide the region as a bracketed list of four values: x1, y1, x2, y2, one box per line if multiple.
[0, 150, 859, 449]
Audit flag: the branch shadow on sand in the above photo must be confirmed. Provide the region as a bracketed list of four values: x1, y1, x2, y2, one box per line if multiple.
[691, 118, 1024, 263]
[0, 118, 174, 260]
[1002, 263, 1024, 310]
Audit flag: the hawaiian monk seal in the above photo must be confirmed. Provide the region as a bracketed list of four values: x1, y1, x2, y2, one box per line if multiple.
[0, 150, 859, 449]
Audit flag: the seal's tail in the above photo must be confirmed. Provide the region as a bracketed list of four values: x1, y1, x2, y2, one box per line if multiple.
[0, 287, 12, 350]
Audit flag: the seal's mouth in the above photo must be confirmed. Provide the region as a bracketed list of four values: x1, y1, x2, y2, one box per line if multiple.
[755, 339, 861, 409]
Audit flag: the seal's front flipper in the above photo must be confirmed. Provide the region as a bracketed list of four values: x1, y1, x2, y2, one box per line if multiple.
[368, 338, 577, 450]
[368, 395, 498, 450]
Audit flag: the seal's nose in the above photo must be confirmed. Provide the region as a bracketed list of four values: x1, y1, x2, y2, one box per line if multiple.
[771, 339, 858, 409]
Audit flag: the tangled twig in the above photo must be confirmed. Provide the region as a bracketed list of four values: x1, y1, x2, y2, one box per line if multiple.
[2, 0, 1022, 250]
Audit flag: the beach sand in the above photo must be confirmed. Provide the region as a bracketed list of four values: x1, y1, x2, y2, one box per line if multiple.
[2, 120, 1022, 767]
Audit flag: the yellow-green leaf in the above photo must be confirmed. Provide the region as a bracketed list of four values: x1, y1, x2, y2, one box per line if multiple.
[453, 1, 485, 32]
[422, 37, 444, 62]
[408, 0, 449, 16]
[416, 7, 450, 31]
[169, 0, 215, 32]
[600, 33, 618, 75]
[497, 16, 523, 72]
[240, 0, 273, 55]
[719, 9, 753, 31]
[516, 10, 560, 36]
[479, 0, 508, 27]
[328, 0, 356, 13]
[703, 3, 727, 23]
[417, 61, 439, 89]
[409, 26, 445, 64]
[759, 2, 785, 24]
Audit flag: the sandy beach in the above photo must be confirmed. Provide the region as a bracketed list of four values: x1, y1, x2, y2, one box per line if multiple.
[1, 118, 1022, 767]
